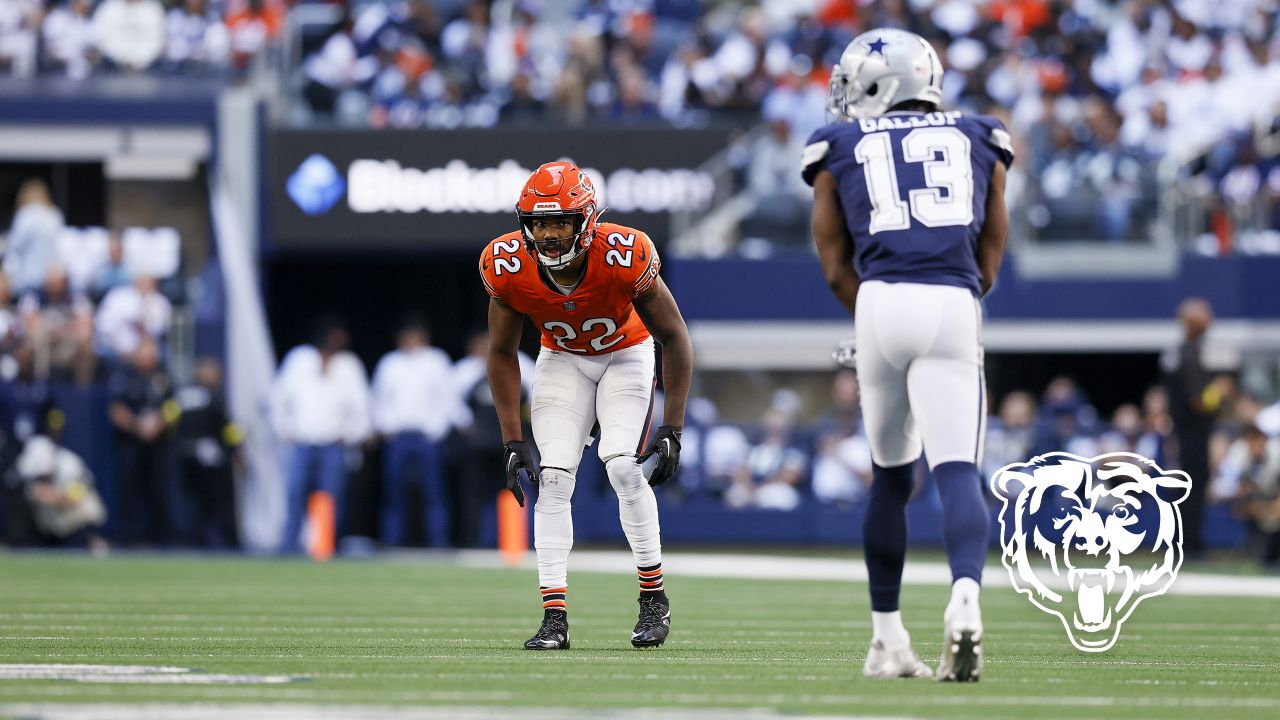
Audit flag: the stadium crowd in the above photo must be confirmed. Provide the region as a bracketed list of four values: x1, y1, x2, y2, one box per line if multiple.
[3, 1, 1279, 246]
[0, 177, 234, 553]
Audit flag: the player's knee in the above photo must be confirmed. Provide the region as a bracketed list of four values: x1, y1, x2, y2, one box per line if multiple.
[534, 440, 582, 478]
[604, 455, 646, 501]
[534, 468, 576, 512]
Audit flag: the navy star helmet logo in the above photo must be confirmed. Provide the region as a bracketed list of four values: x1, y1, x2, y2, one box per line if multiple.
[564, 300, 577, 311]
[866, 37, 887, 56]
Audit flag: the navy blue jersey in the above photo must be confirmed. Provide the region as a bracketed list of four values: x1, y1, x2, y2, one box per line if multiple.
[801, 110, 1014, 296]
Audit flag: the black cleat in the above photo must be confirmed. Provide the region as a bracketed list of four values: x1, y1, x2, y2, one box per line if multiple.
[524, 610, 570, 650]
[631, 595, 671, 648]
[937, 627, 982, 682]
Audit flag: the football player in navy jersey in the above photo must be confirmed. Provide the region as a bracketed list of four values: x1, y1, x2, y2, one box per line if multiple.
[802, 28, 1013, 682]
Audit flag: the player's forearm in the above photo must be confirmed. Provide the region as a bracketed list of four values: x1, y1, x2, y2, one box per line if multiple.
[827, 269, 860, 316]
[658, 333, 693, 429]
[486, 351, 525, 443]
[977, 164, 1009, 297]
[976, 232, 1005, 296]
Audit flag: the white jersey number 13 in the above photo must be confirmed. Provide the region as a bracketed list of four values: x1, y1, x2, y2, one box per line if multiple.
[854, 126, 974, 235]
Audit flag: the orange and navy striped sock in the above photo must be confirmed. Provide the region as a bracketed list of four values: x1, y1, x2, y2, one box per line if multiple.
[638, 564, 666, 601]
[540, 586, 567, 614]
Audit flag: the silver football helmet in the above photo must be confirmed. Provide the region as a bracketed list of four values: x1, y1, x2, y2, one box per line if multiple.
[828, 29, 944, 121]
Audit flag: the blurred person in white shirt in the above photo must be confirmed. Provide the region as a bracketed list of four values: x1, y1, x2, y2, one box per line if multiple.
[163, 0, 230, 72]
[371, 317, 457, 548]
[271, 316, 371, 554]
[0, 0, 40, 76]
[4, 179, 64, 298]
[450, 330, 533, 547]
[92, 0, 166, 72]
[41, 0, 98, 79]
[727, 407, 807, 511]
[94, 274, 172, 364]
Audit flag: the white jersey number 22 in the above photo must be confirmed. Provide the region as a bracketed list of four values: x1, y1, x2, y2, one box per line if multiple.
[854, 126, 974, 235]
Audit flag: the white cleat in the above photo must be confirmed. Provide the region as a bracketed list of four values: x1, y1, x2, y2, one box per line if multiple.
[936, 618, 983, 682]
[863, 639, 934, 679]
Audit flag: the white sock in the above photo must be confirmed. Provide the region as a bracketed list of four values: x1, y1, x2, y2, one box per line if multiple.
[945, 577, 982, 628]
[605, 456, 663, 568]
[534, 468, 576, 589]
[871, 611, 911, 649]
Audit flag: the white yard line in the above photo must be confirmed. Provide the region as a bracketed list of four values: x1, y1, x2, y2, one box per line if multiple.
[0, 706, 912, 720]
[449, 549, 1280, 598]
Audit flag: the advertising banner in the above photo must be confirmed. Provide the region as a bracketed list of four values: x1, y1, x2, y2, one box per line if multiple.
[270, 128, 731, 251]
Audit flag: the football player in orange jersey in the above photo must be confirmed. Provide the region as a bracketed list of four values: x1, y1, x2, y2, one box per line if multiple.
[481, 161, 693, 650]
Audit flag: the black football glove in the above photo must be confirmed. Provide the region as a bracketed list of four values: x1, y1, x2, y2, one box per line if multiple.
[503, 440, 539, 507]
[637, 425, 681, 487]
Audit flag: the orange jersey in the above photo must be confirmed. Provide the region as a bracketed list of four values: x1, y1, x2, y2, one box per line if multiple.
[480, 223, 662, 355]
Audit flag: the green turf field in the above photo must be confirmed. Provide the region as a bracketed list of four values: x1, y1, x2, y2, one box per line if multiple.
[1, 552, 1278, 719]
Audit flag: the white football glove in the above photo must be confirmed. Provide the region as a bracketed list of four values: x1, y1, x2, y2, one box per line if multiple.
[832, 338, 857, 369]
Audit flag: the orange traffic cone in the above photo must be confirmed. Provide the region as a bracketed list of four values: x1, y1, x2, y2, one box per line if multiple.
[497, 490, 528, 567]
[307, 491, 336, 562]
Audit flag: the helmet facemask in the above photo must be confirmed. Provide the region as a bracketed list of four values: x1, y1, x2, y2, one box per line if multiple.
[519, 204, 598, 270]
[828, 58, 900, 121]
[827, 29, 943, 122]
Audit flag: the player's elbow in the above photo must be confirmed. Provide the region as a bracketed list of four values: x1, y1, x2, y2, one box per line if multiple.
[824, 267, 850, 293]
[651, 323, 692, 353]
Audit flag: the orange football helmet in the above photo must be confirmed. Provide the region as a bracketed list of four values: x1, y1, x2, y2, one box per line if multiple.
[515, 161, 601, 269]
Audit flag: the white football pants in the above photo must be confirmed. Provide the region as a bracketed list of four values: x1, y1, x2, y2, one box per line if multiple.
[855, 280, 986, 470]
[530, 338, 662, 590]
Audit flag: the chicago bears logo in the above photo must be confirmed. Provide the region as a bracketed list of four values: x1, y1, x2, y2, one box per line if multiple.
[990, 452, 1191, 652]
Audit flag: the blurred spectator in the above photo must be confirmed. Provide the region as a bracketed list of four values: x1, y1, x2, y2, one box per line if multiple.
[270, 316, 371, 554]
[812, 427, 872, 506]
[1098, 403, 1144, 454]
[983, 390, 1037, 481]
[0, 0, 40, 76]
[4, 178, 64, 298]
[225, 0, 283, 72]
[42, 0, 98, 79]
[89, 230, 131, 303]
[701, 420, 750, 500]
[0, 270, 24, 355]
[1218, 424, 1280, 566]
[19, 265, 95, 384]
[302, 12, 374, 120]
[173, 357, 241, 548]
[162, 0, 229, 73]
[449, 330, 533, 547]
[0, 342, 60, 545]
[92, 0, 166, 72]
[741, 114, 812, 249]
[371, 317, 456, 548]
[13, 435, 107, 552]
[811, 369, 871, 505]
[727, 407, 807, 510]
[1164, 297, 1218, 558]
[1257, 396, 1280, 439]
[499, 71, 547, 125]
[95, 274, 172, 364]
[1140, 385, 1174, 465]
[107, 336, 177, 546]
[1032, 376, 1099, 457]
